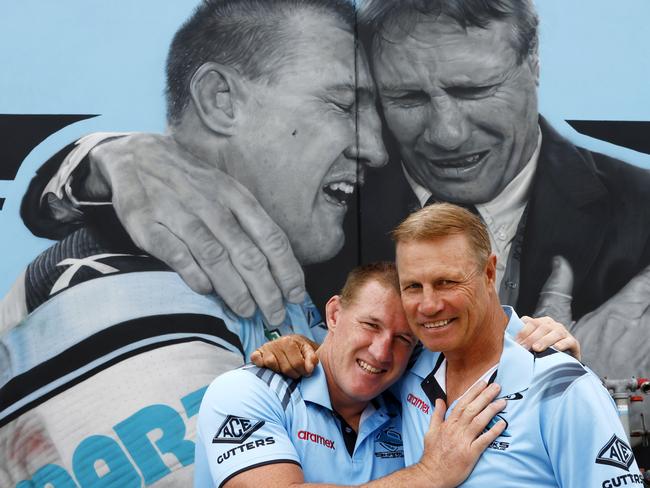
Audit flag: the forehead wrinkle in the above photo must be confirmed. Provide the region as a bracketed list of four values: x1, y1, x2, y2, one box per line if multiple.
[377, 22, 521, 92]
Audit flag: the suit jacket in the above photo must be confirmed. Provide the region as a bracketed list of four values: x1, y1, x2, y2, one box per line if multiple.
[353, 117, 650, 320]
[20, 119, 650, 319]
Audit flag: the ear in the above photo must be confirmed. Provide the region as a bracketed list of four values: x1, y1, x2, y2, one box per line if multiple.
[325, 295, 343, 333]
[526, 53, 540, 87]
[485, 254, 497, 286]
[189, 62, 246, 136]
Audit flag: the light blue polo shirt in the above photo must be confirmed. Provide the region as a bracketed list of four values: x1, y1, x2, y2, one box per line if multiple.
[195, 363, 404, 487]
[399, 307, 643, 487]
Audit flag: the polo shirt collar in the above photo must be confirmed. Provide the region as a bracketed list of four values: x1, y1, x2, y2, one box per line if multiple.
[299, 362, 387, 415]
[493, 309, 535, 398]
[299, 362, 333, 411]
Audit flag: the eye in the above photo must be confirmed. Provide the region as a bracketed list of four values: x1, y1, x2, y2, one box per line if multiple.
[329, 100, 356, 114]
[401, 282, 422, 293]
[436, 279, 457, 288]
[362, 321, 379, 330]
[445, 84, 498, 100]
[396, 335, 414, 346]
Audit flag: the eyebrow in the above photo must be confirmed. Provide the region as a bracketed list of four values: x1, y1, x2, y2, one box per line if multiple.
[379, 70, 511, 94]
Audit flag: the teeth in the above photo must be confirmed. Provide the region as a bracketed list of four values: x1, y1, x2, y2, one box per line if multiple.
[357, 359, 383, 374]
[422, 319, 451, 329]
[327, 181, 354, 194]
[435, 152, 485, 167]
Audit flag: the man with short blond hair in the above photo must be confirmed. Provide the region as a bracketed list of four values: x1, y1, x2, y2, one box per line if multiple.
[393, 203, 642, 487]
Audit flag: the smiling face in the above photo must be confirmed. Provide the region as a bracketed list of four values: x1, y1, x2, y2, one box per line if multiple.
[321, 280, 416, 409]
[227, 11, 386, 264]
[372, 15, 539, 204]
[396, 233, 499, 357]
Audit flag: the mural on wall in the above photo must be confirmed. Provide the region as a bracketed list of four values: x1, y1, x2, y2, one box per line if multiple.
[1, 0, 649, 485]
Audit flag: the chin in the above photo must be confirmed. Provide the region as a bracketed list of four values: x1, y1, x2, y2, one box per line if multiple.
[294, 231, 344, 265]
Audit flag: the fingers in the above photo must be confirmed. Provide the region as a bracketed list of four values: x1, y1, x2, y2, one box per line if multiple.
[228, 181, 306, 304]
[552, 336, 581, 360]
[250, 336, 316, 378]
[147, 202, 257, 317]
[451, 382, 501, 422]
[250, 348, 263, 367]
[517, 316, 562, 352]
[253, 349, 282, 375]
[299, 341, 319, 375]
[188, 177, 299, 325]
[216, 178, 305, 305]
[518, 315, 580, 355]
[141, 223, 213, 294]
[429, 398, 446, 429]
[533, 255, 574, 327]
[465, 397, 507, 439]
[472, 419, 506, 454]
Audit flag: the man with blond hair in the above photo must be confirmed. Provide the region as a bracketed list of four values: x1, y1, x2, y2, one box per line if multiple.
[392, 203, 642, 487]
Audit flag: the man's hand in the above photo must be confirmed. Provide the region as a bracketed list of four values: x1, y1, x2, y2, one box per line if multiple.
[250, 335, 319, 378]
[516, 316, 581, 360]
[84, 133, 305, 325]
[415, 382, 506, 488]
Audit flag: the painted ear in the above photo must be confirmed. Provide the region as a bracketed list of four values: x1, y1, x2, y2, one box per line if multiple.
[527, 53, 540, 86]
[189, 62, 244, 135]
[325, 295, 343, 332]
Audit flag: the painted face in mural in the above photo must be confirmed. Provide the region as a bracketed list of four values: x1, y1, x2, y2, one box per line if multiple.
[372, 14, 540, 204]
[227, 13, 387, 265]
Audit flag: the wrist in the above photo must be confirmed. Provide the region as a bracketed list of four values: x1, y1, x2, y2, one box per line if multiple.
[411, 462, 451, 488]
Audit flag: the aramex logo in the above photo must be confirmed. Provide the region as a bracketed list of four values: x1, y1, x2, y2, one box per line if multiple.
[407, 393, 430, 414]
[297, 430, 335, 449]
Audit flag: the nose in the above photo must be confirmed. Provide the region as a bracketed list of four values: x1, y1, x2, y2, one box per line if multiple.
[368, 332, 392, 365]
[345, 107, 388, 169]
[418, 285, 444, 317]
[423, 96, 470, 152]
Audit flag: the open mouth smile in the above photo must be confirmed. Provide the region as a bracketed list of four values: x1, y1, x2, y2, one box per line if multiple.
[357, 359, 385, 374]
[427, 150, 489, 170]
[421, 318, 454, 329]
[322, 178, 357, 207]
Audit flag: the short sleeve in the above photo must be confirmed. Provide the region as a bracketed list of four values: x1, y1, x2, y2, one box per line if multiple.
[194, 368, 300, 488]
[544, 374, 644, 488]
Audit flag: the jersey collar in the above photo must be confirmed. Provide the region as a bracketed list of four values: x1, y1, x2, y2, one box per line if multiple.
[299, 362, 334, 411]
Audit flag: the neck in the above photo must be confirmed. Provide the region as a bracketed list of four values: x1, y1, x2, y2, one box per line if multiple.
[169, 111, 229, 173]
[444, 302, 508, 404]
[317, 347, 367, 431]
